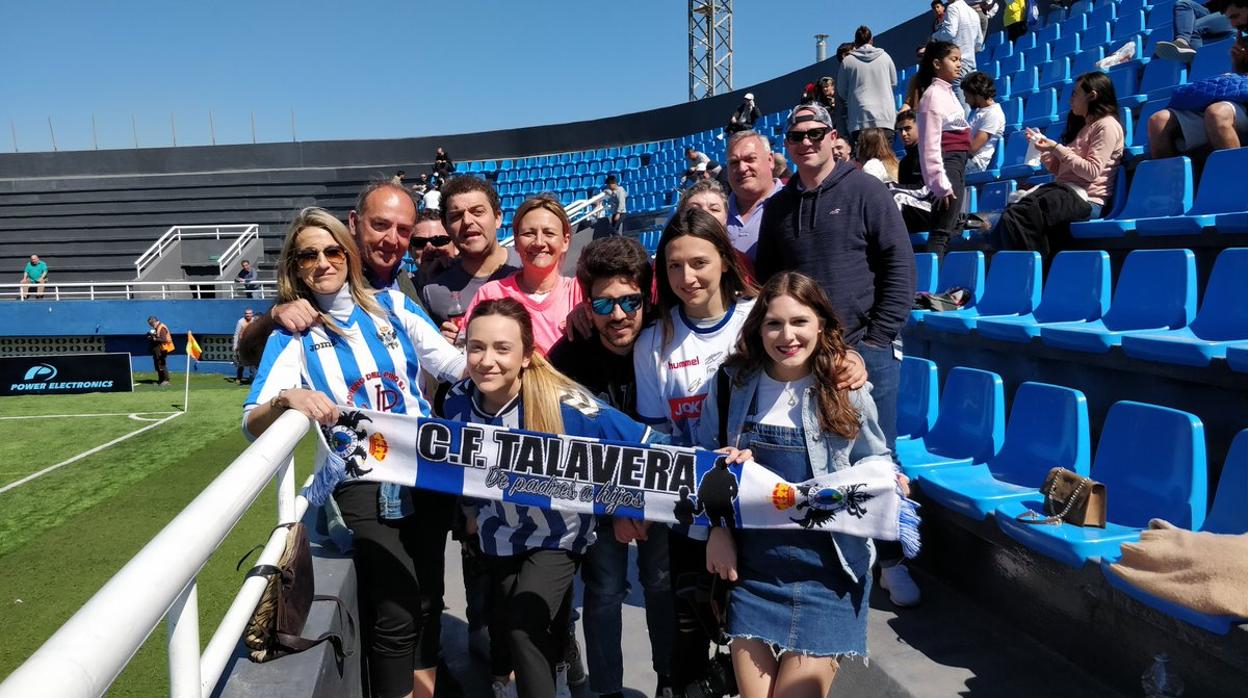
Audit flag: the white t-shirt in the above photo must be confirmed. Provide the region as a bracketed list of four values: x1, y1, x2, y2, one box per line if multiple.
[749, 373, 813, 428]
[633, 298, 755, 445]
[967, 102, 1006, 174]
[423, 189, 442, 210]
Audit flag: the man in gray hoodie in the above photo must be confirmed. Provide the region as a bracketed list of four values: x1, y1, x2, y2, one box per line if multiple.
[837, 25, 898, 147]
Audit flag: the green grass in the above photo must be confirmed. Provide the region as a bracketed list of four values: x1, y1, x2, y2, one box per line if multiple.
[0, 373, 315, 695]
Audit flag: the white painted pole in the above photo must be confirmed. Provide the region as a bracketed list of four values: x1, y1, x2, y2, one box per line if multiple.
[183, 353, 192, 413]
[166, 581, 201, 698]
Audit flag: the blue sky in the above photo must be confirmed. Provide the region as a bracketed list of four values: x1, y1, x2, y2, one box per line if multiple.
[2, 1, 932, 153]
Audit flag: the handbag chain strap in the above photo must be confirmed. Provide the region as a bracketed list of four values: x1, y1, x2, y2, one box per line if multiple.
[1045, 475, 1088, 520]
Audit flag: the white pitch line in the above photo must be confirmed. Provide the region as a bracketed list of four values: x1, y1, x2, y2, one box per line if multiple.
[0, 412, 183, 496]
[128, 413, 171, 422]
[0, 411, 179, 421]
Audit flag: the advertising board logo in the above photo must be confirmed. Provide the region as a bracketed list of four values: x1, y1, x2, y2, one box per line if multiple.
[23, 364, 57, 382]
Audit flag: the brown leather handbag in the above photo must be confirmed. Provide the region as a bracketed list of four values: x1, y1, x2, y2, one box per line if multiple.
[1016, 468, 1107, 528]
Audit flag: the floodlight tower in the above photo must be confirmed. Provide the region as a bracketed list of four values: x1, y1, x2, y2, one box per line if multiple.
[688, 0, 733, 101]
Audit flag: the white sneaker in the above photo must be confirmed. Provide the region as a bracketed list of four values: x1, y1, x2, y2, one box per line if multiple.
[492, 680, 518, 698]
[1155, 39, 1197, 63]
[555, 663, 573, 698]
[879, 563, 922, 607]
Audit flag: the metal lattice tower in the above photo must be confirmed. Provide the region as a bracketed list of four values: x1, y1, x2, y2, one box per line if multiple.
[688, 0, 733, 101]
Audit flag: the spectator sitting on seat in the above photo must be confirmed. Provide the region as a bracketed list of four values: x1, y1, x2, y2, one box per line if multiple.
[19, 254, 47, 301]
[726, 92, 762, 134]
[838, 25, 899, 147]
[678, 147, 720, 189]
[433, 147, 455, 179]
[409, 209, 458, 290]
[856, 127, 901, 183]
[603, 174, 628, 234]
[891, 111, 938, 234]
[1149, 32, 1248, 158]
[412, 172, 429, 196]
[677, 178, 729, 227]
[989, 71, 1125, 258]
[233, 308, 256, 383]
[422, 179, 442, 214]
[234, 259, 258, 298]
[964, 71, 1006, 175]
[831, 136, 854, 163]
[391, 169, 406, 186]
[817, 75, 852, 138]
[1156, 0, 1248, 63]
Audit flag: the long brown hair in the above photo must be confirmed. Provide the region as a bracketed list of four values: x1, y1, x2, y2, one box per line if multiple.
[654, 207, 758, 347]
[467, 298, 590, 434]
[1061, 71, 1120, 145]
[725, 272, 860, 439]
[855, 127, 900, 182]
[277, 207, 384, 335]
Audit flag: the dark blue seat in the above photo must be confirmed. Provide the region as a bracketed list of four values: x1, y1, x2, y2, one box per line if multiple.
[975, 179, 1017, 216]
[921, 382, 1091, 520]
[1086, 2, 1116, 28]
[1139, 59, 1185, 103]
[998, 130, 1040, 179]
[897, 356, 939, 443]
[996, 401, 1207, 567]
[1109, 63, 1145, 108]
[1127, 99, 1171, 156]
[1120, 248, 1248, 366]
[1136, 149, 1248, 235]
[1022, 89, 1061, 129]
[1039, 56, 1072, 90]
[896, 367, 1005, 476]
[925, 251, 1042, 334]
[1227, 343, 1248, 373]
[909, 251, 985, 326]
[915, 252, 938, 295]
[998, 53, 1025, 77]
[1007, 66, 1041, 98]
[966, 139, 1006, 184]
[1055, 25, 1083, 56]
[1000, 97, 1024, 130]
[1022, 44, 1051, 72]
[1191, 39, 1235, 82]
[976, 250, 1111, 343]
[1071, 157, 1193, 237]
[1113, 9, 1149, 44]
[1101, 429, 1248, 633]
[1079, 29, 1112, 59]
[1041, 248, 1197, 353]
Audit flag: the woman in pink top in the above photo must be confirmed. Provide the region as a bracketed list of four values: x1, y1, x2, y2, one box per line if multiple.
[991, 71, 1125, 258]
[465, 195, 583, 354]
[916, 40, 972, 259]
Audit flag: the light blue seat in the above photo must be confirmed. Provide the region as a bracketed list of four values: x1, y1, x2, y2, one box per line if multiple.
[1101, 429, 1248, 634]
[1022, 89, 1061, 129]
[1000, 96, 1024, 130]
[915, 252, 938, 295]
[921, 382, 1091, 520]
[998, 52, 1025, 76]
[897, 357, 939, 443]
[1120, 248, 1248, 366]
[896, 367, 1005, 476]
[1041, 248, 1196, 353]
[1007, 66, 1041, 98]
[910, 251, 985, 326]
[1191, 39, 1235, 82]
[925, 251, 1042, 334]
[1071, 157, 1193, 237]
[976, 250, 1111, 343]
[998, 130, 1042, 179]
[1135, 149, 1248, 235]
[996, 401, 1207, 568]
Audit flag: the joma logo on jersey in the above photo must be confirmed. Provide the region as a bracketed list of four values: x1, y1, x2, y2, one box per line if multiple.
[669, 395, 706, 419]
[311, 341, 333, 351]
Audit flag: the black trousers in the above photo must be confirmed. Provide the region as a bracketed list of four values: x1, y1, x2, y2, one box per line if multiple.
[669, 531, 714, 690]
[151, 347, 170, 383]
[926, 150, 969, 259]
[487, 549, 579, 698]
[990, 183, 1092, 259]
[1007, 21, 1028, 42]
[335, 483, 453, 698]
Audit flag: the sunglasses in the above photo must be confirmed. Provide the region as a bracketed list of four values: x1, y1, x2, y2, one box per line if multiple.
[295, 246, 347, 270]
[785, 127, 831, 144]
[590, 294, 644, 315]
[411, 235, 452, 249]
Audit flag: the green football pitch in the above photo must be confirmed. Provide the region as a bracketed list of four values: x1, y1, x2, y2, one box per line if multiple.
[0, 373, 316, 696]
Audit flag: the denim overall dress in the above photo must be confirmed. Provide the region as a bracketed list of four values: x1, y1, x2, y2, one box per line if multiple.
[726, 420, 871, 657]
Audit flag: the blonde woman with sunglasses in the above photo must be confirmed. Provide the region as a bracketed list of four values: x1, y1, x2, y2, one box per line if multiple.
[244, 207, 465, 698]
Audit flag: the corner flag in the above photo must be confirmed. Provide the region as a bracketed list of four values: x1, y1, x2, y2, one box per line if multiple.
[186, 331, 203, 362]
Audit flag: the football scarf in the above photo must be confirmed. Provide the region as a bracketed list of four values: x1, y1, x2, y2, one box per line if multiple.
[307, 408, 921, 557]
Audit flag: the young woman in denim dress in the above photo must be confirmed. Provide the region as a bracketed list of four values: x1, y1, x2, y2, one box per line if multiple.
[697, 271, 908, 698]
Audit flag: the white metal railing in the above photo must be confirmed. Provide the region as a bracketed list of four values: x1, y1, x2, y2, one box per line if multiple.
[216, 225, 260, 276]
[134, 224, 260, 278]
[567, 192, 607, 228]
[0, 410, 315, 698]
[1, 279, 275, 301]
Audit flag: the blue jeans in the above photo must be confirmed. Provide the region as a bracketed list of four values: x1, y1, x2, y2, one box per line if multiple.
[1175, 0, 1235, 49]
[582, 520, 674, 693]
[857, 339, 904, 565]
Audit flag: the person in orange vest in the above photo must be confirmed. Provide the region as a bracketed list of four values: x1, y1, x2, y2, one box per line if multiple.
[146, 315, 173, 385]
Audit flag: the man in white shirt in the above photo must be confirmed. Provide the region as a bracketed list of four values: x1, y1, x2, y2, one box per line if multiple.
[964, 71, 1006, 174]
[934, 0, 984, 110]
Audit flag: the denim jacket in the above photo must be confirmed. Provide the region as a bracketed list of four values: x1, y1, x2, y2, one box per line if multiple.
[693, 364, 892, 582]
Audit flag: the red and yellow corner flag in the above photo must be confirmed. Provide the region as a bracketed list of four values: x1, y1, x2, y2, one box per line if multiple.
[186, 331, 203, 362]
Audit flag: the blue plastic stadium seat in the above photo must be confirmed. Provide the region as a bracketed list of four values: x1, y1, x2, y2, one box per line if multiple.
[1128, 99, 1171, 156]
[1109, 63, 1145, 108]
[996, 401, 1207, 567]
[1086, 2, 1116, 28]
[986, 29, 1007, 51]
[1008, 66, 1040, 98]
[1041, 248, 1197, 353]
[1232, 344, 1248, 373]
[1191, 39, 1235, 82]
[925, 251, 1042, 334]
[896, 367, 1005, 475]
[921, 382, 1091, 520]
[1071, 157, 1193, 237]
[998, 53, 1025, 76]
[998, 131, 1040, 179]
[910, 251, 986, 326]
[1113, 9, 1149, 44]
[1000, 97, 1024, 130]
[1119, 248, 1248, 366]
[897, 357, 939, 443]
[976, 179, 1017, 215]
[1135, 149, 1248, 235]
[1054, 28, 1082, 58]
[1022, 44, 1051, 71]
[1022, 89, 1061, 128]
[1046, 5, 1067, 27]
[976, 250, 1111, 343]
[966, 141, 1006, 184]
[1147, 1, 1175, 30]
[1079, 27, 1112, 57]
[1040, 56, 1072, 89]
[993, 39, 1016, 62]
[915, 252, 938, 295]
[1101, 429, 1248, 634]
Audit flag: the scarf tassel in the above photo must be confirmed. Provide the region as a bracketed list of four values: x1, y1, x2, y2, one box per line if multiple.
[897, 493, 923, 559]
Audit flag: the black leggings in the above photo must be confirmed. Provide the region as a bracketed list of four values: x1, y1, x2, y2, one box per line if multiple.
[990, 183, 1093, 258]
[926, 150, 969, 259]
[487, 549, 579, 698]
[669, 531, 715, 690]
[334, 483, 453, 698]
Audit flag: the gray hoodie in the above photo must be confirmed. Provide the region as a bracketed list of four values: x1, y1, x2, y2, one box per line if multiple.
[836, 44, 898, 134]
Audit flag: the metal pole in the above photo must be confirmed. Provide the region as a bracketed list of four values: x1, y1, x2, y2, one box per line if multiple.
[132, 114, 139, 148]
[91, 113, 99, 149]
[290, 109, 296, 142]
[9, 121, 17, 153]
[209, 110, 216, 146]
[170, 112, 177, 147]
[47, 116, 57, 151]
[815, 33, 829, 62]
[250, 111, 256, 143]
[166, 581, 201, 698]
[183, 351, 191, 413]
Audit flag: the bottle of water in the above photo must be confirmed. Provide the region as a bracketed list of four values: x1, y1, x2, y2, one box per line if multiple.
[1141, 653, 1184, 698]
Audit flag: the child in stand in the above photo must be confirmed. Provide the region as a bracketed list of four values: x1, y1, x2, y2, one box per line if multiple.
[916, 40, 971, 258]
[964, 71, 1005, 177]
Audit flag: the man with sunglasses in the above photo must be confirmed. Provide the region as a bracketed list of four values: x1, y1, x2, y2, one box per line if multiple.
[547, 236, 677, 698]
[756, 102, 921, 607]
[409, 210, 458, 291]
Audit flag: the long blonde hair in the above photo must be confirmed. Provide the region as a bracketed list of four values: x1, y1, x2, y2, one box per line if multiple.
[468, 298, 591, 434]
[277, 206, 384, 334]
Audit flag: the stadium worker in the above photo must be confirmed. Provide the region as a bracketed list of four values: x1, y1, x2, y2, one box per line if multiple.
[146, 315, 173, 386]
[232, 308, 256, 384]
[724, 130, 781, 264]
[1148, 32, 1248, 158]
[421, 175, 522, 330]
[547, 236, 676, 698]
[19, 254, 48, 300]
[408, 209, 458, 291]
[756, 102, 920, 607]
[244, 207, 465, 698]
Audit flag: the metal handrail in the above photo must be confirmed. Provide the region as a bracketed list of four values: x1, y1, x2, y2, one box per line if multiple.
[134, 224, 260, 278]
[216, 224, 260, 276]
[0, 410, 314, 698]
[567, 192, 607, 227]
[1, 279, 275, 301]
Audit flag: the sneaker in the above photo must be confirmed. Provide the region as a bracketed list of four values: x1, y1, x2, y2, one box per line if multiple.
[563, 629, 586, 687]
[1155, 39, 1196, 63]
[491, 680, 518, 698]
[555, 663, 573, 698]
[879, 563, 922, 607]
